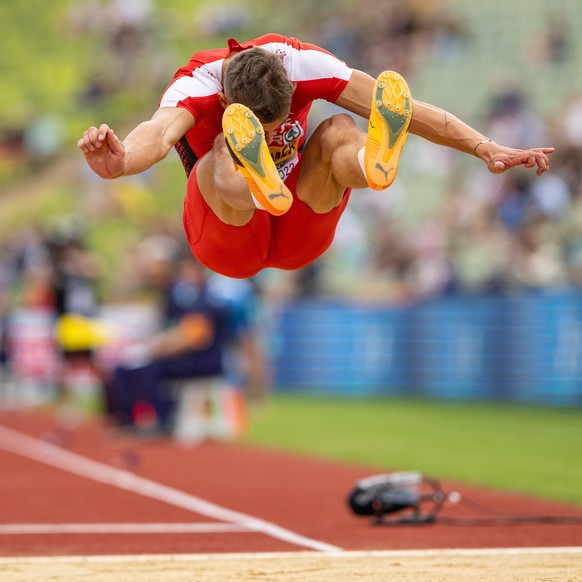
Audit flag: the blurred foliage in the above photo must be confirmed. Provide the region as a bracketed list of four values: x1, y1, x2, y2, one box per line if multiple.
[0, 2, 87, 128]
[0, 1, 188, 141]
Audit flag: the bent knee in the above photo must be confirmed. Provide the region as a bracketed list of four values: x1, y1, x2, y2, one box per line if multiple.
[321, 113, 358, 135]
[317, 114, 361, 157]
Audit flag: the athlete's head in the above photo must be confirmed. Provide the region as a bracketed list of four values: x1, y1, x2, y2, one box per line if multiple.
[223, 47, 294, 124]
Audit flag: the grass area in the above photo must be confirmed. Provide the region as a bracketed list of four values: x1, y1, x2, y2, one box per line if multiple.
[244, 393, 582, 505]
[0, 2, 89, 125]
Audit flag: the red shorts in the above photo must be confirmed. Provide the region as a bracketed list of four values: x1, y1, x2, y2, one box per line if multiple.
[183, 159, 351, 278]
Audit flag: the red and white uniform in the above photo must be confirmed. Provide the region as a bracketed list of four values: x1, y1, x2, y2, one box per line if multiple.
[160, 34, 353, 177]
[160, 34, 355, 279]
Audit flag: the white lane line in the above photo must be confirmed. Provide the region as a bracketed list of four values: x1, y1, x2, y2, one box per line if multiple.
[0, 523, 250, 535]
[0, 425, 341, 553]
[0, 547, 581, 565]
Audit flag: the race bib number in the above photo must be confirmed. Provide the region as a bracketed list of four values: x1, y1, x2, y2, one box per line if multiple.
[269, 119, 304, 182]
[276, 155, 298, 181]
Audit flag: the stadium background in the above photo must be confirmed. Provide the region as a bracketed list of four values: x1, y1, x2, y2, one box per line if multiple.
[1, 0, 582, 532]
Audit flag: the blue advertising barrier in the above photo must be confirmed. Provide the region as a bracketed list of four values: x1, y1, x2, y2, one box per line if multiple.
[270, 292, 582, 405]
[271, 301, 410, 395]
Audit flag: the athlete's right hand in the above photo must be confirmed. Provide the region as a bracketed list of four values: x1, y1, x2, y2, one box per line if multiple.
[77, 124, 126, 179]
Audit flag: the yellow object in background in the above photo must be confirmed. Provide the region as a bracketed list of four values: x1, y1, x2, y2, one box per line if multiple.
[55, 313, 114, 351]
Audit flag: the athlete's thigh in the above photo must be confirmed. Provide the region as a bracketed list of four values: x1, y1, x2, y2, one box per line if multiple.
[196, 141, 258, 226]
[295, 117, 347, 214]
[297, 113, 366, 212]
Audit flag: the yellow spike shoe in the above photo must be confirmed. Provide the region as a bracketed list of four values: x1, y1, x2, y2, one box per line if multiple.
[364, 71, 412, 191]
[222, 103, 293, 216]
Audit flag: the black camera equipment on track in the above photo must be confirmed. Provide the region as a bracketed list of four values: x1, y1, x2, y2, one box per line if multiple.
[347, 472, 582, 526]
[347, 471, 450, 525]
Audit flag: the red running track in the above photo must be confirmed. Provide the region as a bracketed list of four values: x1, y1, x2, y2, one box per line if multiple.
[1, 410, 581, 557]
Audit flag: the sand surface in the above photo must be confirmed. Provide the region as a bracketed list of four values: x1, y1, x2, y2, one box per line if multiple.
[1, 549, 581, 581]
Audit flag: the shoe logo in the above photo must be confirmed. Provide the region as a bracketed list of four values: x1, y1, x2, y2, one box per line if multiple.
[375, 163, 394, 181]
[268, 186, 290, 200]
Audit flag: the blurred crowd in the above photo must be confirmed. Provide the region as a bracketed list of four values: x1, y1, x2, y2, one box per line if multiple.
[252, 1, 582, 303]
[0, 217, 267, 439]
[305, 0, 468, 78]
[289, 85, 582, 303]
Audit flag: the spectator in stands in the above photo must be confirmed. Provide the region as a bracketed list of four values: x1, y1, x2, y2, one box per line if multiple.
[49, 219, 101, 324]
[507, 214, 568, 291]
[48, 218, 104, 406]
[107, 237, 230, 433]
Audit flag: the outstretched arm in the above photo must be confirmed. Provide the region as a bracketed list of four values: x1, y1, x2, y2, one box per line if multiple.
[77, 107, 195, 179]
[336, 69, 554, 176]
[410, 100, 554, 176]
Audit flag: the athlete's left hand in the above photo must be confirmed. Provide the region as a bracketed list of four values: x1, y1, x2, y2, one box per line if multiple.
[477, 142, 555, 176]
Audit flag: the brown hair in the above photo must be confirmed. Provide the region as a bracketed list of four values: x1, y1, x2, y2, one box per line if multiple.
[223, 47, 294, 123]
